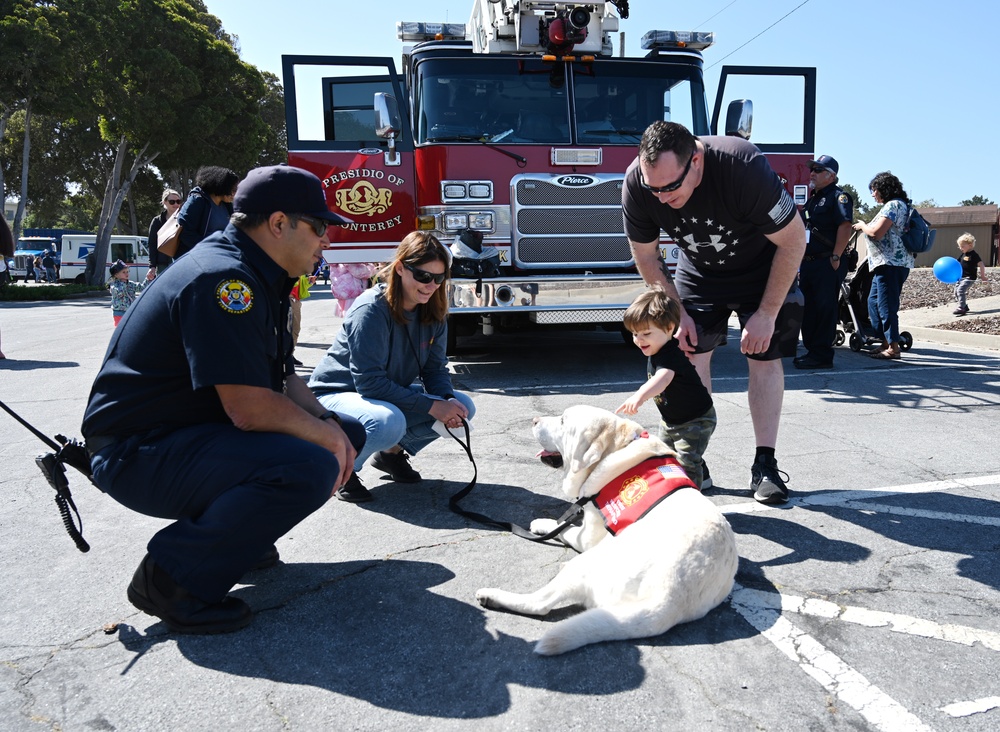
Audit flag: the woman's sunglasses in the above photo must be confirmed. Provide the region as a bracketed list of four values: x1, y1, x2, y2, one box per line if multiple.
[404, 263, 447, 285]
[166, 199, 181, 205]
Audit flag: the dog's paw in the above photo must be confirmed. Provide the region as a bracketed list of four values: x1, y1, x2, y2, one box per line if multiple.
[475, 589, 499, 608]
[529, 518, 558, 536]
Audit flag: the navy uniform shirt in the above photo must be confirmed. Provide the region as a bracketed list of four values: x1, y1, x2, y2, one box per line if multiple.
[82, 223, 294, 439]
[804, 182, 853, 256]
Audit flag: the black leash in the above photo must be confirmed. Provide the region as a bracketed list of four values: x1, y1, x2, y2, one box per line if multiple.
[443, 419, 589, 543]
[0, 398, 92, 552]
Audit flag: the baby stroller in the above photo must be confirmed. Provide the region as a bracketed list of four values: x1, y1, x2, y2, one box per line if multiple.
[836, 255, 913, 353]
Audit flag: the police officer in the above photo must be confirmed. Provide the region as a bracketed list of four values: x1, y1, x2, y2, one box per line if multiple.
[82, 165, 365, 634]
[795, 154, 853, 369]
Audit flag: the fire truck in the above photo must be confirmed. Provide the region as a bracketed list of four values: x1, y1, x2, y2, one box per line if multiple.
[282, 0, 816, 349]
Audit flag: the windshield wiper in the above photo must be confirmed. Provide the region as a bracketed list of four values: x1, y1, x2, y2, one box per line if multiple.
[425, 135, 526, 166]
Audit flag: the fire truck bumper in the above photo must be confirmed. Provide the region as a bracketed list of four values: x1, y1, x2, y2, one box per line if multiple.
[447, 274, 647, 324]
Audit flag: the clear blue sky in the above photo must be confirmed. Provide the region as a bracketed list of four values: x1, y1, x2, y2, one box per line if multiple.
[204, 0, 999, 207]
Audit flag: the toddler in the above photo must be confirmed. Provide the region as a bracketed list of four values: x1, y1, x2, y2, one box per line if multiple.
[108, 260, 150, 325]
[953, 233, 987, 316]
[616, 286, 716, 489]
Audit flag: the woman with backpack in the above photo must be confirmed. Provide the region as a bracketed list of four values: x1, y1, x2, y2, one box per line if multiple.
[174, 166, 240, 259]
[853, 171, 915, 360]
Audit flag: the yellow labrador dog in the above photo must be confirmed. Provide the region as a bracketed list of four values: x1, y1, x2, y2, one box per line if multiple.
[476, 405, 738, 655]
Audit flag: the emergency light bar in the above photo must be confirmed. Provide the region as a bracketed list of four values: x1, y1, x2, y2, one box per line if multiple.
[641, 30, 715, 51]
[397, 21, 467, 42]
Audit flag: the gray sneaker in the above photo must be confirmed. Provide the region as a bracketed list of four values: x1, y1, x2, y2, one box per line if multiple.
[750, 454, 789, 504]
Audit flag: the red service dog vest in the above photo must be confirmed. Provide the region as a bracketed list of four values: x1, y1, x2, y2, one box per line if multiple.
[592, 456, 696, 535]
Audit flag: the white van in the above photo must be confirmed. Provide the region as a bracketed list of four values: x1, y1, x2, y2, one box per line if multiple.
[60, 235, 150, 283]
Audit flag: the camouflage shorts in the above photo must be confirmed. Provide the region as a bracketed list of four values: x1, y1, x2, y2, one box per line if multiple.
[658, 406, 717, 488]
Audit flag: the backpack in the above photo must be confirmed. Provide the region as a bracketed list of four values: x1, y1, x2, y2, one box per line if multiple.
[899, 203, 936, 254]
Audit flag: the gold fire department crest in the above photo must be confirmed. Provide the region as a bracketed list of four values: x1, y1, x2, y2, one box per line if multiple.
[335, 180, 392, 217]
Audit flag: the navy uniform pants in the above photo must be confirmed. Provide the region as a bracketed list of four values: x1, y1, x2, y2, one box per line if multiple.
[798, 258, 847, 362]
[91, 419, 366, 603]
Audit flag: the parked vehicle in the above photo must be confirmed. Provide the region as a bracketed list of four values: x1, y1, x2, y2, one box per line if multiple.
[283, 0, 816, 348]
[60, 235, 150, 283]
[9, 236, 57, 282]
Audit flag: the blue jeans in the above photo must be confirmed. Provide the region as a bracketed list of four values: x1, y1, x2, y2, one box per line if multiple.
[867, 265, 909, 343]
[316, 387, 476, 471]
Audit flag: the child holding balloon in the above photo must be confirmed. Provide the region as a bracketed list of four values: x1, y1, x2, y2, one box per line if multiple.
[952, 233, 987, 316]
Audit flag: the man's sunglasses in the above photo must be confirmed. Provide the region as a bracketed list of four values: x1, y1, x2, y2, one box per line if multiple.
[166, 199, 181, 205]
[404, 263, 447, 285]
[639, 153, 694, 194]
[293, 214, 328, 238]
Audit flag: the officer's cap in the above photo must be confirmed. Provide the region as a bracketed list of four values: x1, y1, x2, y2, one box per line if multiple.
[233, 165, 351, 225]
[109, 260, 127, 276]
[809, 154, 839, 175]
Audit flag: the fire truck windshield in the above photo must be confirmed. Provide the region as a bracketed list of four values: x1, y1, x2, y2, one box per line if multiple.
[413, 57, 710, 146]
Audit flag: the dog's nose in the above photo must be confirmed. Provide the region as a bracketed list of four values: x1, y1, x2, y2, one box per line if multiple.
[532, 416, 541, 425]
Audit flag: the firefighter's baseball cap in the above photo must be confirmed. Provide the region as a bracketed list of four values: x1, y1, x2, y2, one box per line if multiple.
[233, 165, 350, 224]
[809, 154, 839, 175]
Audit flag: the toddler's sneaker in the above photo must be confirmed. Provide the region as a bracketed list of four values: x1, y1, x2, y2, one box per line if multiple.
[700, 461, 712, 491]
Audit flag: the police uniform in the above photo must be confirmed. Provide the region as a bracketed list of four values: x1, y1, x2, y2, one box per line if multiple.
[82, 222, 365, 608]
[799, 180, 853, 364]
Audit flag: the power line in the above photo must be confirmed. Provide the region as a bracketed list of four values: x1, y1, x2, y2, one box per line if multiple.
[706, 0, 814, 70]
[695, 0, 742, 30]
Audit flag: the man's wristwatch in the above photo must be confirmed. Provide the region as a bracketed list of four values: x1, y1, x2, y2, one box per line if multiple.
[318, 410, 341, 424]
[831, 254, 841, 262]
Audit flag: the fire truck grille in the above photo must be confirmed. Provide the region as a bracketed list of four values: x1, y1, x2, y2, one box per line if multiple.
[517, 236, 631, 264]
[512, 176, 631, 269]
[517, 208, 623, 235]
[515, 179, 623, 206]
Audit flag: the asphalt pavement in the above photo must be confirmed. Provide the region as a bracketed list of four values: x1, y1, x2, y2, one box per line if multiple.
[1, 287, 999, 731]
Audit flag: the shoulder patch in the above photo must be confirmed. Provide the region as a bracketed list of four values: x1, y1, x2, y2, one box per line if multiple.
[216, 279, 254, 314]
[838, 193, 850, 204]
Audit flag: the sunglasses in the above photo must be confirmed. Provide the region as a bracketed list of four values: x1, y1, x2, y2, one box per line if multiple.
[639, 153, 694, 194]
[166, 199, 181, 205]
[404, 263, 447, 285]
[293, 214, 328, 238]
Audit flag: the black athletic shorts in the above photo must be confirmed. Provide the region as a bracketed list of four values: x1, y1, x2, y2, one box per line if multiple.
[683, 286, 804, 361]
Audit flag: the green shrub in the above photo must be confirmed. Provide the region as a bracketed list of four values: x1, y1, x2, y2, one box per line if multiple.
[0, 282, 106, 301]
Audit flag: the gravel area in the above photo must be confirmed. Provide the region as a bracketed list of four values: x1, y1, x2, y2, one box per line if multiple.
[899, 266, 999, 335]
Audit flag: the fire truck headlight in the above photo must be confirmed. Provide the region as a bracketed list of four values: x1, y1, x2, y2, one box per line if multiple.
[468, 213, 494, 231]
[468, 183, 491, 199]
[444, 213, 469, 230]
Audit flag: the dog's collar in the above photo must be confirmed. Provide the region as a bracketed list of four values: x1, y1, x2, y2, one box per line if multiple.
[592, 456, 696, 535]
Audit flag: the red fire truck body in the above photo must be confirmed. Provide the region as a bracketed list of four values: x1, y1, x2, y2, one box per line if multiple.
[283, 1, 816, 346]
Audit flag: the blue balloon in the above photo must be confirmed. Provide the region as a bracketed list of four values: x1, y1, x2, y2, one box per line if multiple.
[933, 257, 962, 284]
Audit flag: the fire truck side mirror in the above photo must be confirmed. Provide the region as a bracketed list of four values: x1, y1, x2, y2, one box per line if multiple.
[374, 93, 402, 139]
[724, 99, 753, 140]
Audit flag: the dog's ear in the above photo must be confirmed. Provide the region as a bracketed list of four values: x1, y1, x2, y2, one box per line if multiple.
[562, 413, 619, 496]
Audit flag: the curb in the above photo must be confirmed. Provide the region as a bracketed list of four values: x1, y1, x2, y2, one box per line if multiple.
[902, 325, 1000, 352]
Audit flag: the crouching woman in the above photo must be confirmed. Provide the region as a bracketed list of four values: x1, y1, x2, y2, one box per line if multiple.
[309, 231, 475, 502]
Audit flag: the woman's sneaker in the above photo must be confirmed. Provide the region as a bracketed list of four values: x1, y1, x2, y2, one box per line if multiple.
[750, 454, 789, 504]
[371, 450, 421, 483]
[336, 472, 373, 503]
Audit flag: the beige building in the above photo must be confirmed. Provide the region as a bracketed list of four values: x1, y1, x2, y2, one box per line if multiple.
[917, 205, 998, 267]
[854, 204, 998, 267]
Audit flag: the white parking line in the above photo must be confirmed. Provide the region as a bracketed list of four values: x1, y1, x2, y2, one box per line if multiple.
[731, 583, 934, 732]
[721, 474, 1000, 517]
[938, 697, 1000, 718]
